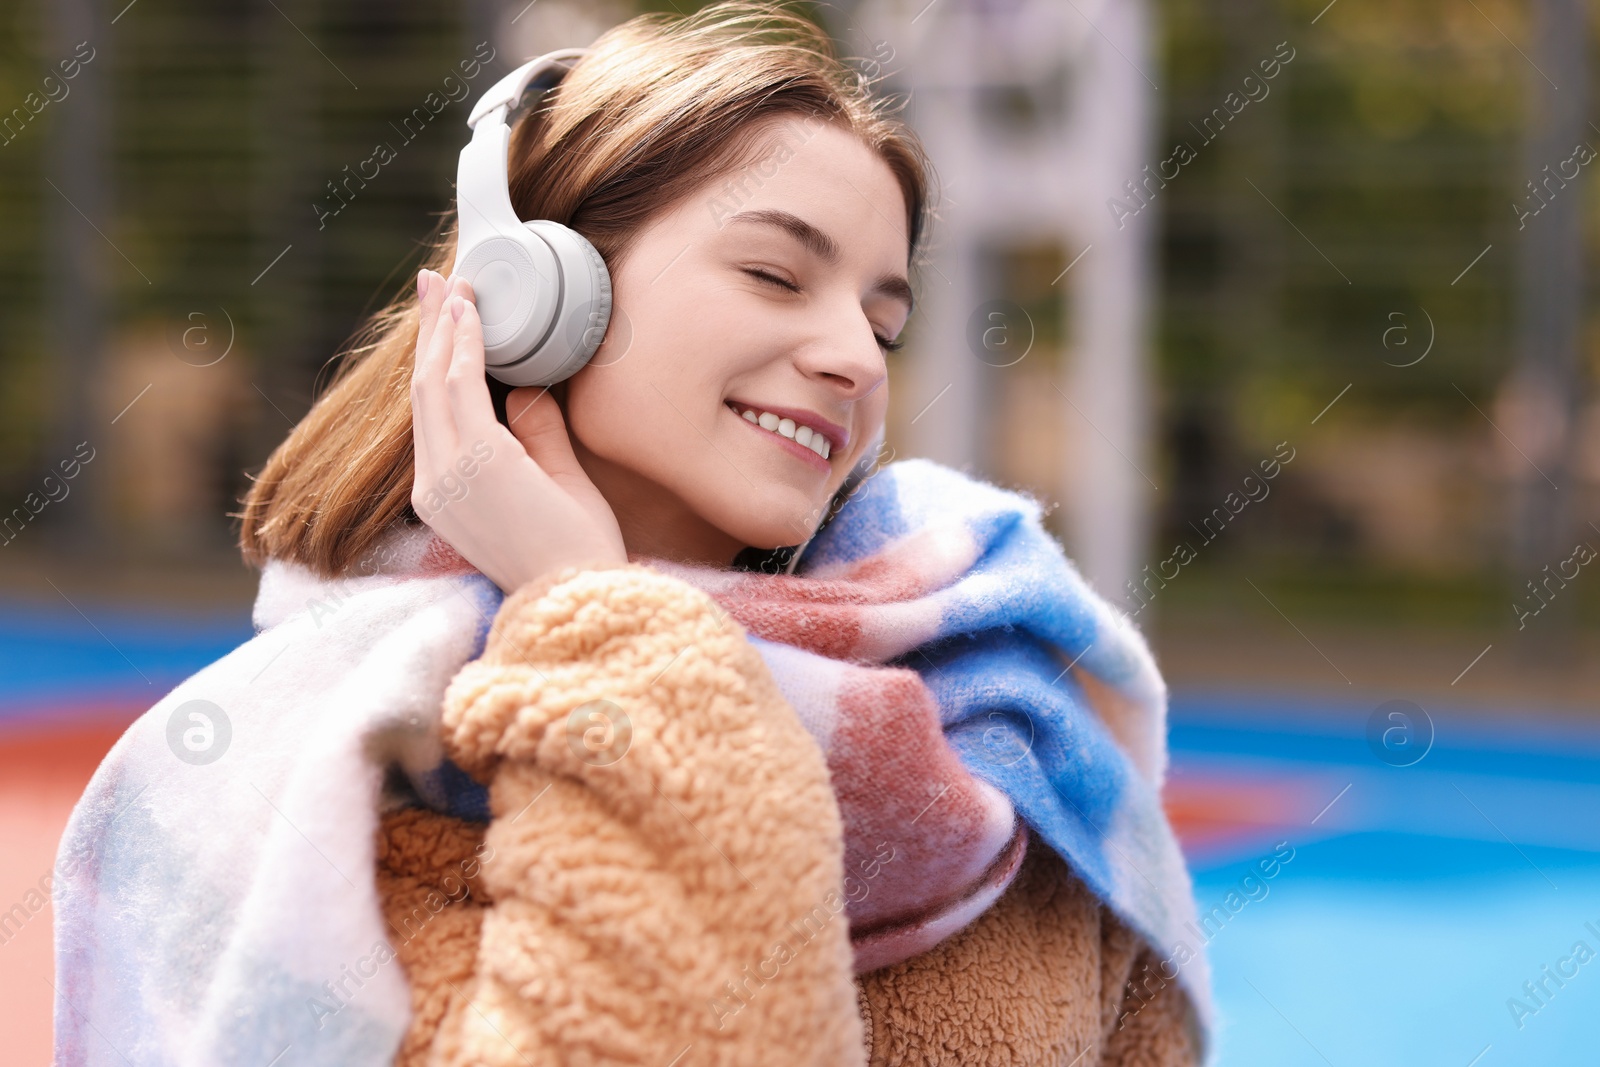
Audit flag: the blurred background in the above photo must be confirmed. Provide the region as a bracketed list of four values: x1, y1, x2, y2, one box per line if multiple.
[3, 0, 1599, 1062]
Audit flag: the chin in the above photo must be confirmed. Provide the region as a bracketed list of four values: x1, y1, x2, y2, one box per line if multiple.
[726, 518, 817, 552]
[708, 492, 827, 552]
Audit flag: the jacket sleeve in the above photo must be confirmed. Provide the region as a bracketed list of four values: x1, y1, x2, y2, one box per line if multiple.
[422, 561, 868, 1067]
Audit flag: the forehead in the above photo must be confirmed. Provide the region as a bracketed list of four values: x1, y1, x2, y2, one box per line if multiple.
[701, 117, 910, 266]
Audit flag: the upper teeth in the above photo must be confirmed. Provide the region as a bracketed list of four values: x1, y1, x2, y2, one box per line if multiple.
[733, 404, 831, 460]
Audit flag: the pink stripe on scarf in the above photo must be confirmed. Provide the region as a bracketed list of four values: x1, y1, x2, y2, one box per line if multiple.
[649, 522, 1025, 972]
[412, 523, 1026, 973]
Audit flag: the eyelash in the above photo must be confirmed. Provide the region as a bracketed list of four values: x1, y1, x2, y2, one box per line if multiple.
[742, 268, 906, 353]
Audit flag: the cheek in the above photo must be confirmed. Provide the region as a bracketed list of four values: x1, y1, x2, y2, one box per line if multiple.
[562, 336, 716, 485]
[850, 392, 891, 469]
[562, 368, 648, 464]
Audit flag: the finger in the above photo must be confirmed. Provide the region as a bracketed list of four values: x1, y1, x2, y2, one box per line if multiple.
[442, 286, 503, 449]
[423, 274, 471, 387]
[416, 271, 460, 383]
[414, 276, 473, 448]
[410, 270, 449, 454]
[506, 386, 584, 482]
[412, 269, 449, 384]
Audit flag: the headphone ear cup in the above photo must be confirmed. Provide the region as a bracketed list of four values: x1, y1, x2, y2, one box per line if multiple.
[528, 218, 612, 378]
[470, 220, 611, 388]
[456, 227, 562, 378]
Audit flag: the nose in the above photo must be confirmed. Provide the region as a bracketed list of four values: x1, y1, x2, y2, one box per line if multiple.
[795, 307, 888, 401]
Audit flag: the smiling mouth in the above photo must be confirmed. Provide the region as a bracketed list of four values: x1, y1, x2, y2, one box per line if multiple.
[723, 401, 839, 456]
[725, 401, 834, 472]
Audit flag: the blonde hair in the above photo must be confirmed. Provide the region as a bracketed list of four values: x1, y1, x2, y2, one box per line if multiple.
[235, 0, 933, 578]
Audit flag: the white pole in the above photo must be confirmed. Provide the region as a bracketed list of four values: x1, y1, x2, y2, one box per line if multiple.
[1065, 0, 1157, 606]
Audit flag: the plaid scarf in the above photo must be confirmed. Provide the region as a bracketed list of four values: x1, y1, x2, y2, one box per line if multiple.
[51, 457, 1211, 1065]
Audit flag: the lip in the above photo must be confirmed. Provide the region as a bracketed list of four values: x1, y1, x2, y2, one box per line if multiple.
[723, 399, 850, 453]
[726, 402, 834, 473]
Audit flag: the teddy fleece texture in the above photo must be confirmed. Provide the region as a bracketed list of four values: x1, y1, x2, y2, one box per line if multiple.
[377, 560, 1198, 1065]
[50, 457, 1207, 1066]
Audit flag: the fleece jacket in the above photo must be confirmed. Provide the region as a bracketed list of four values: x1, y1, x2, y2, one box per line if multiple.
[373, 561, 1199, 1066]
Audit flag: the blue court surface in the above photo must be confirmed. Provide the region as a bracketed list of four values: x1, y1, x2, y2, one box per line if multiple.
[1171, 693, 1600, 1066]
[0, 599, 254, 722]
[5, 597, 1599, 1065]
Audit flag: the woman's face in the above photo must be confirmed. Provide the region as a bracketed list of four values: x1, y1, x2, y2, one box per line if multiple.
[555, 116, 912, 566]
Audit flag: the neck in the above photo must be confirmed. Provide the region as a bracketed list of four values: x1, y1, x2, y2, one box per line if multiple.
[570, 438, 747, 569]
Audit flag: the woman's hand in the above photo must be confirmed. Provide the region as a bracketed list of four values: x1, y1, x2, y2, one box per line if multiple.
[410, 269, 628, 594]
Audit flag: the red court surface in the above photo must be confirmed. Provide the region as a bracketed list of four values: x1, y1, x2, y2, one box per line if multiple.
[0, 709, 143, 1062]
[0, 701, 1256, 1059]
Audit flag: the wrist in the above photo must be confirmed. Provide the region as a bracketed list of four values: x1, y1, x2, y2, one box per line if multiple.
[508, 553, 632, 599]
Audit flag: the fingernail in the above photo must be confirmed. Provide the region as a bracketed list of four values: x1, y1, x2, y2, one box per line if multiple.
[417, 271, 430, 300]
[449, 296, 464, 322]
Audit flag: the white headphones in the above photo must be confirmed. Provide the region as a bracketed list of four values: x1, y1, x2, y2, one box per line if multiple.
[452, 48, 612, 387]
[456, 48, 889, 573]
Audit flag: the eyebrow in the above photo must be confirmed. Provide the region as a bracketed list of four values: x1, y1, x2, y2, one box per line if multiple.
[724, 208, 915, 316]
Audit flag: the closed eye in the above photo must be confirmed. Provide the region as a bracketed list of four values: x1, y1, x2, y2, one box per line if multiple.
[742, 268, 906, 353]
[743, 267, 800, 293]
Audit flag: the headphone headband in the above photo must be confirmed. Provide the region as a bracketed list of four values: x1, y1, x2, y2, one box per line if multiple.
[466, 48, 590, 129]
[452, 47, 613, 388]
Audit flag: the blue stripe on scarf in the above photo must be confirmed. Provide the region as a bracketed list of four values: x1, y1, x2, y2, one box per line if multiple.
[922, 629, 1128, 912]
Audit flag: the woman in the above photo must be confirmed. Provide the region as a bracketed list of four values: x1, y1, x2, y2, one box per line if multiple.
[51, 4, 1210, 1064]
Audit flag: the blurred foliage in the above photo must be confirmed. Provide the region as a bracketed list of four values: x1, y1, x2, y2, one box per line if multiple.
[1157, 0, 1527, 424]
[0, 0, 1593, 630]
[0, 3, 54, 480]
[1152, 0, 1598, 624]
[0, 0, 481, 497]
